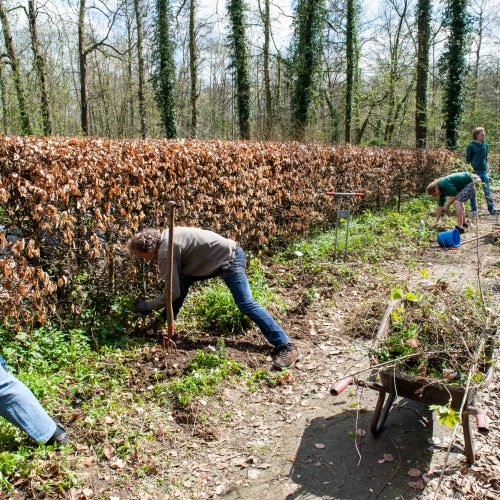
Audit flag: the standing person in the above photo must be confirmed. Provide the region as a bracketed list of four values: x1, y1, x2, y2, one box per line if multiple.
[129, 227, 299, 369]
[426, 172, 476, 233]
[0, 355, 69, 445]
[466, 127, 497, 216]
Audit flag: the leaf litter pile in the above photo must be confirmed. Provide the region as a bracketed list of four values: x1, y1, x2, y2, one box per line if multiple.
[368, 284, 496, 385]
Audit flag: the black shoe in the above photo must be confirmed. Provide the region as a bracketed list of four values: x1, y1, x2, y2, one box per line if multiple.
[489, 209, 498, 215]
[273, 344, 299, 369]
[46, 423, 70, 446]
[455, 225, 465, 234]
[463, 222, 469, 229]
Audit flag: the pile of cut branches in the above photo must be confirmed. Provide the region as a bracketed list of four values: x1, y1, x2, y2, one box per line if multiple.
[371, 284, 495, 385]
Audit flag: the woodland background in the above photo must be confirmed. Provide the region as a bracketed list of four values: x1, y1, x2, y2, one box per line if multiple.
[0, 0, 498, 155]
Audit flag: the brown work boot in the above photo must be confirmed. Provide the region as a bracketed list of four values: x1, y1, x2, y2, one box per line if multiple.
[273, 343, 299, 370]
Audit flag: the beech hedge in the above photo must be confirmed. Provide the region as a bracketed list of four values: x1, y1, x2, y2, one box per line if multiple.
[0, 136, 452, 327]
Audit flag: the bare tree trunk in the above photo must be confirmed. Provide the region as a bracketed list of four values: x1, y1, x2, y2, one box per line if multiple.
[470, 5, 483, 120]
[126, 4, 135, 136]
[189, 0, 197, 137]
[27, 0, 52, 135]
[344, 0, 357, 143]
[134, 0, 147, 138]
[386, 76, 414, 141]
[259, 0, 272, 140]
[383, 0, 408, 144]
[356, 108, 374, 144]
[324, 91, 340, 143]
[0, 0, 32, 135]
[94, 57, 112, 136]
[78, 0, 89, 135]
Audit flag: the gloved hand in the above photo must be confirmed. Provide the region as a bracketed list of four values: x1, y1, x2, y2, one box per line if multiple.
[136, 300, 153, 315]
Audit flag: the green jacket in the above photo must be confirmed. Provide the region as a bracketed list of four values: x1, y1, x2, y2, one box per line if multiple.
[466, 140, 488, 173]
[438, 172, 473, 207]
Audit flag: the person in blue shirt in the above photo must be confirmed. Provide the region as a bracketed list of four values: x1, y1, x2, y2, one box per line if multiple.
[466, 127, 496, 216]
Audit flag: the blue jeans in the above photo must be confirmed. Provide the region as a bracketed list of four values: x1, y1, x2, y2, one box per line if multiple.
[0, 355, 56, 443]
[470, 171, 495, 214]
[172, 247, 290, 349]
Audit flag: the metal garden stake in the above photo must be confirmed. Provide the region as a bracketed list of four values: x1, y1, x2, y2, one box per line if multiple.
[325, 192, 364, 262]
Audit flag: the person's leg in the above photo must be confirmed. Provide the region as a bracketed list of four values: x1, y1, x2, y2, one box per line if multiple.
[469, 190, 477, 216]
[165, 276, 196, 320]
[219, 248, 290, 349]
[456, 181, 475, 228]
[0, 358, 56, 443]
[453, 201, 465, 227]
[478, 172, 496, 214]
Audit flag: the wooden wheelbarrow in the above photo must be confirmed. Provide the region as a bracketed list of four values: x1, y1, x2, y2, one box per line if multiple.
[331, 299, 497, 464]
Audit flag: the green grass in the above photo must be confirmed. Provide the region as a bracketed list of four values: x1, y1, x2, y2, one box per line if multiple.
[159, 340, 289, 407]
[274, 197, 435, 270]
[0, 193, 452, 494]
[165, 350, 245, 407]
[178, 257, 288, 334]
[0, 323, 157, 493]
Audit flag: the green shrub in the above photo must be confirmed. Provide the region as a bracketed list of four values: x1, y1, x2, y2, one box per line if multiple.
[0, 326, 90, 374]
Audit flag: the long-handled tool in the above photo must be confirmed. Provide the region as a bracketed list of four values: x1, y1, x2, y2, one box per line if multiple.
[163, 200, 177, 352]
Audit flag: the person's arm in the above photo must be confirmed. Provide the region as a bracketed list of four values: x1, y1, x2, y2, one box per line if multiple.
[435, 182, 456, 223]
[435, 196, 456, 224]
[443, 196, 457, 213]
[435, 191, 447, 224]
[146, 255, 182, 310]
[435, 206, 444, 224]
[465, 143, 473, 166]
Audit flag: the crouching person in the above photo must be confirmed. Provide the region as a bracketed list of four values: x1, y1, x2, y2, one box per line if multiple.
[0, 355, 69, 445]
[427, 172, 476, 234]
[129, 227, 299, 369]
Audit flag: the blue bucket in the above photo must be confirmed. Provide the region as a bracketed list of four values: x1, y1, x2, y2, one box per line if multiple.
[437, 229, 461, 248]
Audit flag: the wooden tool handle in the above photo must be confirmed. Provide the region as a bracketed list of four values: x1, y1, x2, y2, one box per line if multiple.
[165, 201, 176, 332]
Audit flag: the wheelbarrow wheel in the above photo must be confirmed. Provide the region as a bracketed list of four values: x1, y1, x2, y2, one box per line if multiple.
[370, 392, 395, 436]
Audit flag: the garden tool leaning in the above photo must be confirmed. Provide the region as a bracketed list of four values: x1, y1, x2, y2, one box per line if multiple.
[163, 201, 177, 353]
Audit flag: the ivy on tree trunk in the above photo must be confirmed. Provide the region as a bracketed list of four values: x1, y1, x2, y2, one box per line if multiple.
[189, 0, 198, 138]
[258, 0, 272, 140]
[134, 0, 147, 139]
[28, 0, 52, 135]
[227, 0, 251, 140]
[415, 0, 432, 149]
[0, 0, 32, 135]
[291, 0, 325, 141]
[344, 0, 358, 144]
[441, 0, 470, 150]
[153, 0, 177, 139]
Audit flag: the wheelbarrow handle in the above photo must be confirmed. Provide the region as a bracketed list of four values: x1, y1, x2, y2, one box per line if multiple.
[330, 377, 353, 396]
[476, 412, 490, 434]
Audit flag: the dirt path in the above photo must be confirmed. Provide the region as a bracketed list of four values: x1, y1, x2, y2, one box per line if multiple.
[165, 212, 498, 500]
[66, 206, 499, 500]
